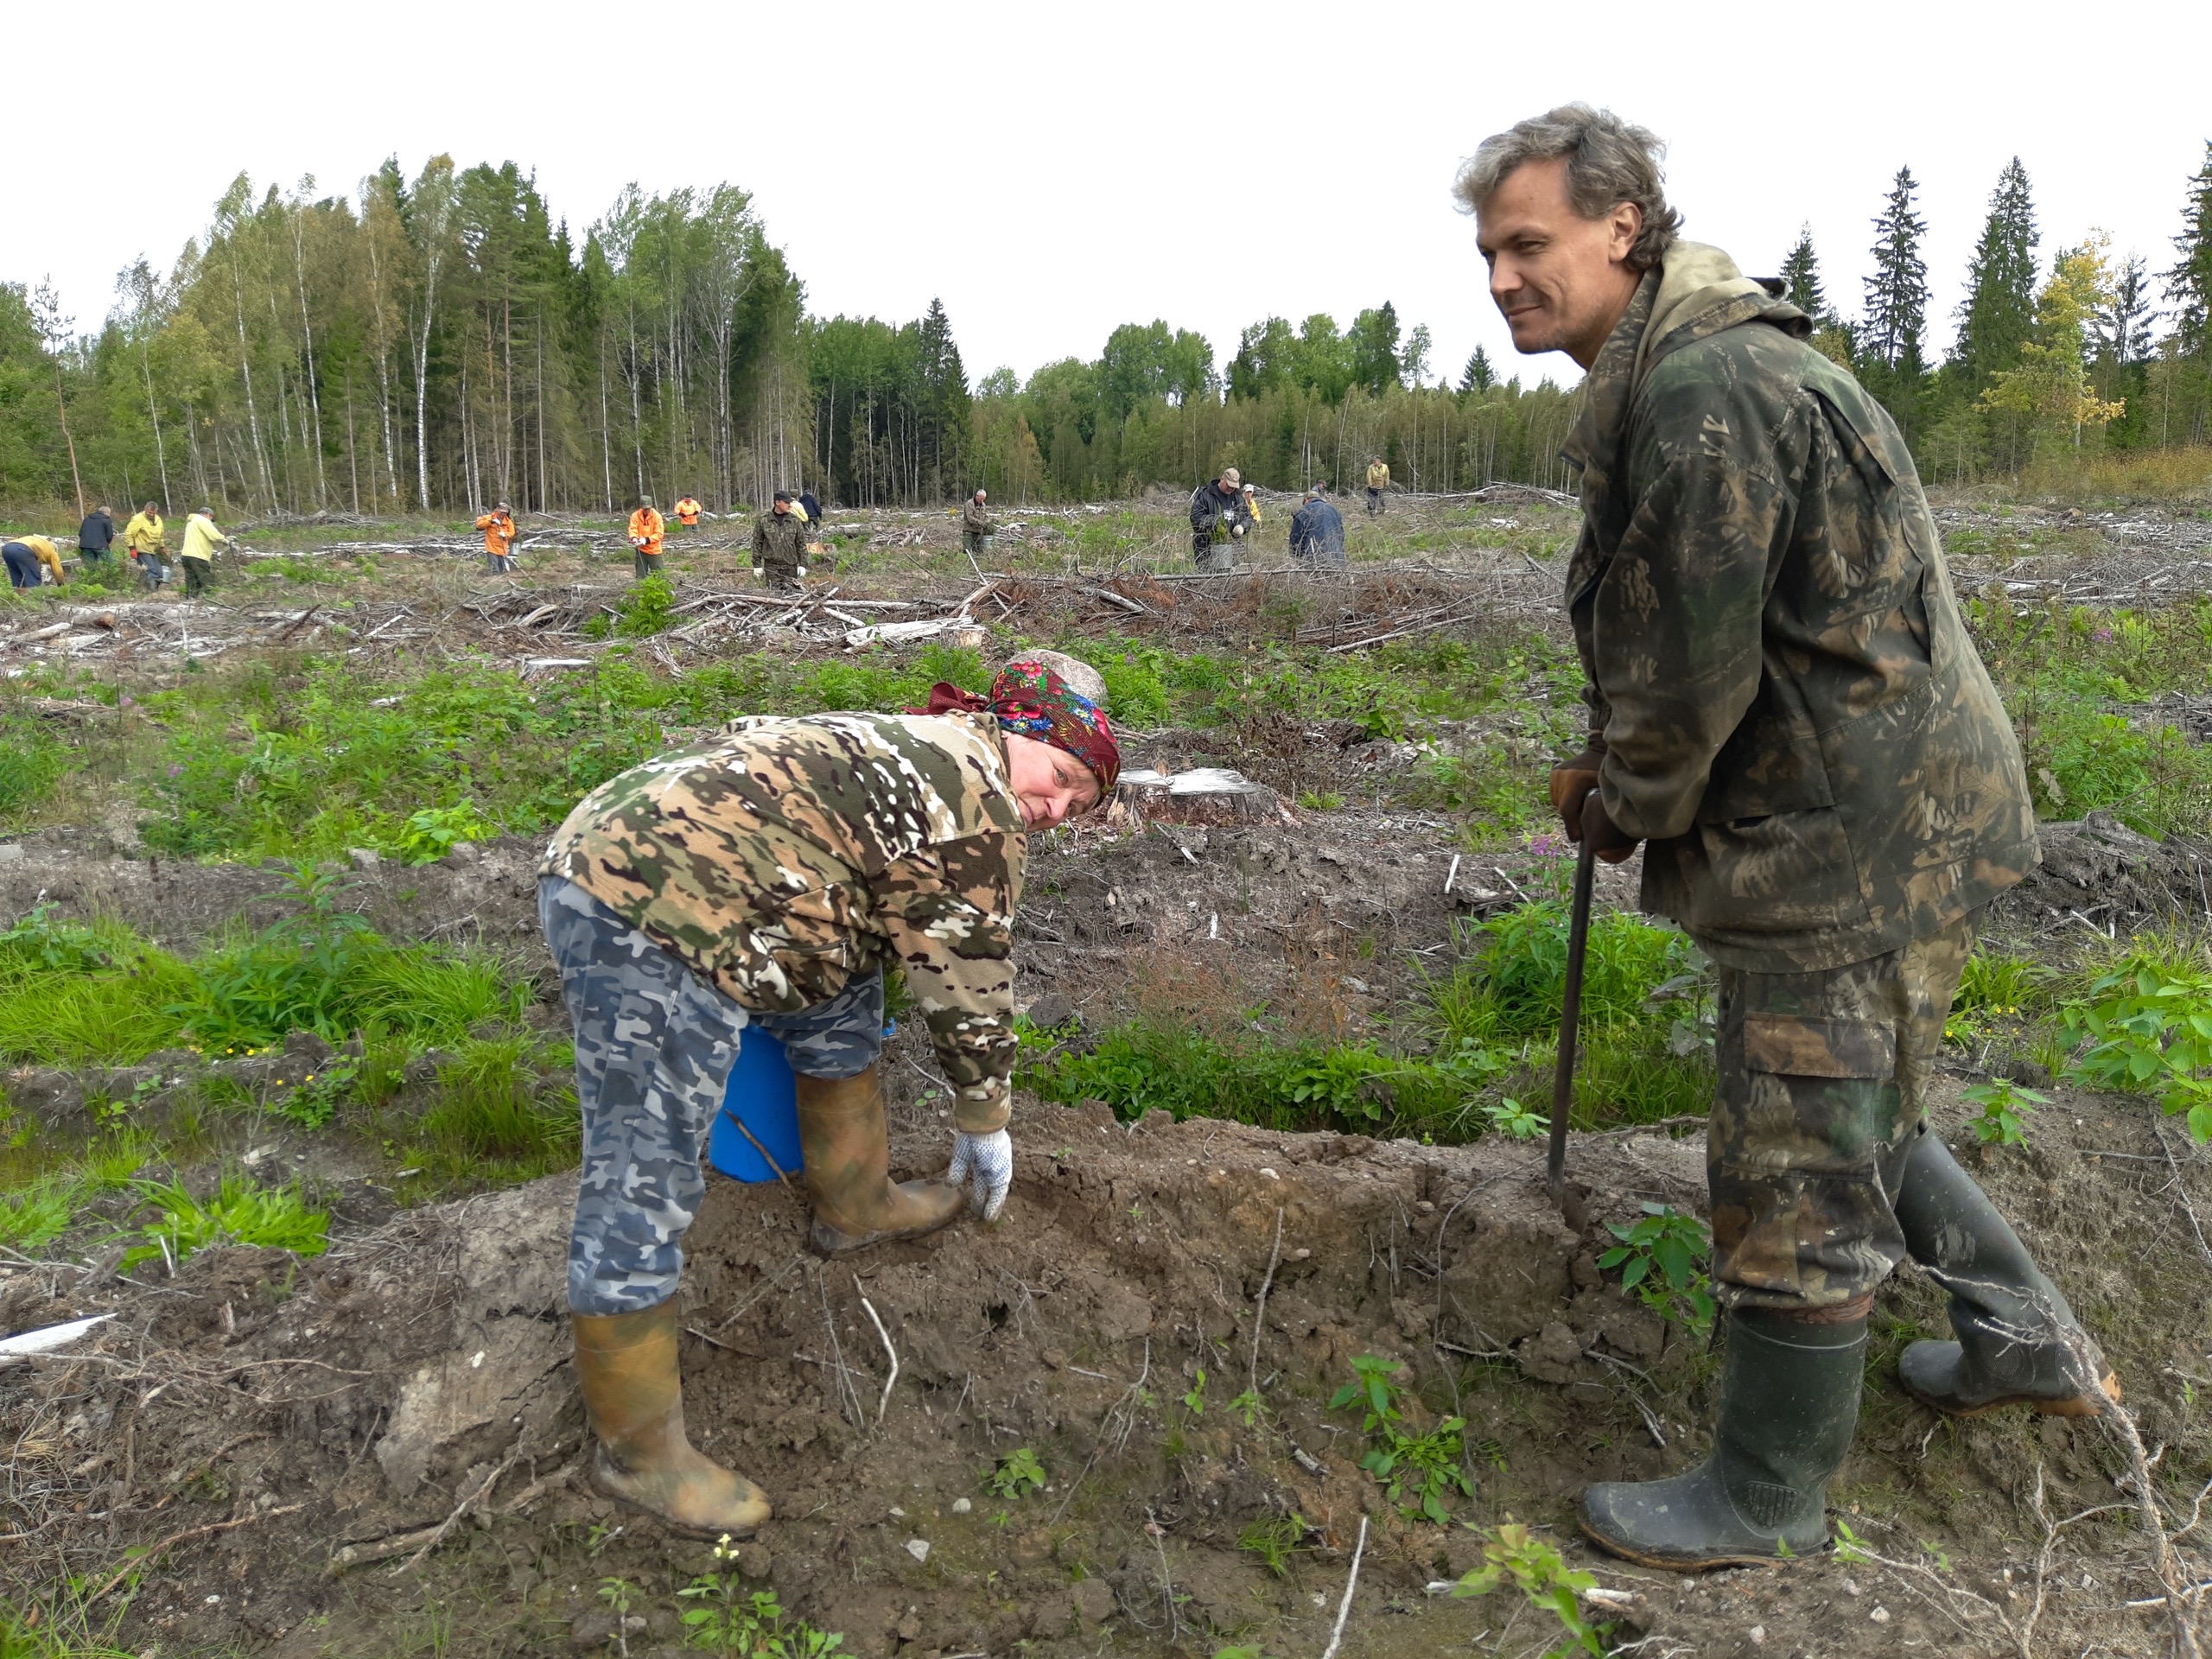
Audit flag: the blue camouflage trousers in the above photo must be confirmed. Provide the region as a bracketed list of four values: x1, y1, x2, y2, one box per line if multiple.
[539, 876, 887, 1314]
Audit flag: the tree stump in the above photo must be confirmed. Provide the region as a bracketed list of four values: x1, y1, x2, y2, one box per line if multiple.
[1109, 767, 1295, 828]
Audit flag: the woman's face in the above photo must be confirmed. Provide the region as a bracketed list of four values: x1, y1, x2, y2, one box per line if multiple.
[1003, 734, 1102, 830]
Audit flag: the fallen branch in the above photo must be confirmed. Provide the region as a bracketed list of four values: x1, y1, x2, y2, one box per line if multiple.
[1319, 1515, 1370, 1659]
[396, 1448, 521, 1571]
[88, 1504, 303, 1602]
[856, 1279, 899, 1427]
[1247, 1208, 1285, 1397]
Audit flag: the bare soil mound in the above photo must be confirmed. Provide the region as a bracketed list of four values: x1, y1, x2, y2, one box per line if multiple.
[6, 1080, 2206, 1659]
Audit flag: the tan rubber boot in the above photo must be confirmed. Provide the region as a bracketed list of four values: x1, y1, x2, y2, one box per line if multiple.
[572, 1300, 770, 1539]
[794, 1066, 963, 1256]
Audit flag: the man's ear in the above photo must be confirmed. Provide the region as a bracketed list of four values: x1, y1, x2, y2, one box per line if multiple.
[1609, 200, 1645, 264]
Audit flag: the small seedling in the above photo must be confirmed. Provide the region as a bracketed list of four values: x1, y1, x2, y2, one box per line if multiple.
[985, 1446, 1046, 1500]
[1961, 1078, 2045, 1147]
[1597, 1202, 1714, 1334]
[596, 1577, 637, 1658]
[1484, 1096, 1546, 1140]
[1329, 1355, 1472, 1523]
[1228, 1388, 1266, 1428]
[1237, 1512, 1312, 1579]
[678, 1539, 844, 1656]
[1183, 1367, 1207, 1415]
[1451, 1521, 1604, 1657]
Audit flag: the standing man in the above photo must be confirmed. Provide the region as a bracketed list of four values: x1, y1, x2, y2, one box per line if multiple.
[753, 491, 809, 591]
[476, 502, 519, 574]
[1363, 455, 1389, 515]
[672, 493, 703, 531]
[537, 652, 1117, 1535]
[77, 503, 117, 577]
[1188, 467, 1252, 575]
[1462, 104, 2114, 1573]
[124, 502, 168, 590]
[961, 489, 995, 563]
[178, 506, 228, 597]
[1287, 487, 1346, 569]
[628, 497, 666, 580]
[798, 486, 823, 526]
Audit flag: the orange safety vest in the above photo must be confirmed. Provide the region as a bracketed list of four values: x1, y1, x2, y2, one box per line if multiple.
[476, 511, 516, 555]
[628, 506, 664, 553]
[674, 497, 702, 526]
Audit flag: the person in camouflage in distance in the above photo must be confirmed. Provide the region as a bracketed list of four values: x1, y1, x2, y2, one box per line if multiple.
[1463, 104, 2115, 1573]
[537, 654, 1118, 1538]
[753, 491, 809, 589]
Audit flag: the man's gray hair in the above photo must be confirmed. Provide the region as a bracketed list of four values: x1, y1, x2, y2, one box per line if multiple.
[1453, 104, 1682, 270]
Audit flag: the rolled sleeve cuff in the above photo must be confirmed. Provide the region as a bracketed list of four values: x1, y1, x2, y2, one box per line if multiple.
[953, 1073, 1012, 1135]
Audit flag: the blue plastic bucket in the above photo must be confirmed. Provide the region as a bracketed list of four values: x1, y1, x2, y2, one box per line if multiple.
[708, 1017, 897, 1184]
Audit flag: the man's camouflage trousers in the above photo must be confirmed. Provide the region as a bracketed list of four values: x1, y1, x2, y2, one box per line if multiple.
[1707, 910, 1971, 1311]
[540, 876, 887, 1314]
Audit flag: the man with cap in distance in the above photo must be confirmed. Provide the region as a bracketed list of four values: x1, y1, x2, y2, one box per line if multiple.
[537, 650, 1120, 1538]
[1188, 467, 1253, 575]
[753, 491, 810, 591]
[962, 488, 996, 563]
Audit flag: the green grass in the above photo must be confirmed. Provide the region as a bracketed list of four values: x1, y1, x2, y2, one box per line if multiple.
[1021, 898, 1713, 1142]
[119, 1174, 328, 1271]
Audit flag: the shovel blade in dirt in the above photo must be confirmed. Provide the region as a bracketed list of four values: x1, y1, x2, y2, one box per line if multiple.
[1548, 836, 1598, 1210]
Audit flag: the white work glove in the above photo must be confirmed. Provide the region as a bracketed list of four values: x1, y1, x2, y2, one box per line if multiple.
[753, 566, 765, 577]
[1231, 524, 1245, 537]
[947, 1128, 1013, 1220]
[796, 564, 808, 577]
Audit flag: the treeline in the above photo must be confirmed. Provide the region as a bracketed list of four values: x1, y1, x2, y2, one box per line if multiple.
[3, 142, 2209, 517]
[1785, 145, 2212, 476]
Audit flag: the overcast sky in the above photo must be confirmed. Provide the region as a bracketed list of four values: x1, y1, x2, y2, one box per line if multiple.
[10, 0, 2209, 392]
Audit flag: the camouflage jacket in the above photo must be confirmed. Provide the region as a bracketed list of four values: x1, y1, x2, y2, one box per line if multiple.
[542, 712, 1027, 1131]
[1561, 243, 2037, 972]
[753, 510, 808, 572]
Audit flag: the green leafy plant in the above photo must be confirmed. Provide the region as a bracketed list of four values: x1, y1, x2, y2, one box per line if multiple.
[678, 1542, 843, 1657]
[1451, 1521, 1604, 1658]
[118, 1177, 328, 1272]
[392, 801, 492, 865]
[1961, 1077, 2046, 1147]
[1484, 1096, 1546, 1140]
[1328, 1354, 1472, 1524]
[1597, 1202, 1715, 1333]
[984, 1446, 1046, 1501]
[0, 1181, 74, 1254]
[1183, 1366, 1207, 1415]
[2061, 961, 2212, 1141]
[1228, 1388, 1266, 1428]
[1237, 1512, 1312, 1579]
[597, 1576, 639, 1659]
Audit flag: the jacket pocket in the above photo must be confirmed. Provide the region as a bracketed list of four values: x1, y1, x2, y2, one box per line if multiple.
[1688, 804, 1871, 933]
[1743, 1013, 1894, 1078]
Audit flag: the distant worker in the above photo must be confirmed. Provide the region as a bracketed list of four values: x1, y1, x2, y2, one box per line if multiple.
[477, 502, 519, 574]
[752, 491, 809, 591]
[628, 498, 666, 580]
[1287, 487, 1347, 568]
[673, 494, 703, 530]
[1364, 455, 1390, 515]
[178, 507, 228, 597]
[124, 502, 168, 590]
[3, 534, 63, 589]
[798, 487, 823, 526]
[962, 489, 995, 562]
[77, 504, 117, 576]
[1242, 483, 1262, 539]
[1188, 467, 1253, 575]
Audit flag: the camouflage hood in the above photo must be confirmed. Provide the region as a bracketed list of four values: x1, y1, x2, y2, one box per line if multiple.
[1567, 241, 1811, 474]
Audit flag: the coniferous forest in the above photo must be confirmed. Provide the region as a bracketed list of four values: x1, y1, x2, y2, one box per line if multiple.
[3, 144, 2210, 515]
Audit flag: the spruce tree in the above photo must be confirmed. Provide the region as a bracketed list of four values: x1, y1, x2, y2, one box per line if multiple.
[2164, 142, 2212, 364]
[1459, 346, 1496, 394]
[1861, 168, 1931, 435]
[1779, 225, 1827, 325]
[1953, 157, 2040, 392]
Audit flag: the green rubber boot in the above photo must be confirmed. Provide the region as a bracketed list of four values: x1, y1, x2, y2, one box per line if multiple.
[1580, 1307, 1866, 1571]
[1893, 1130, 2118, 1417]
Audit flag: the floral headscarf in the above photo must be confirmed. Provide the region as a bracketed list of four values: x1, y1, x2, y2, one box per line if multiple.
[921, 655, 1121, 797]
